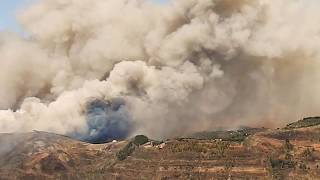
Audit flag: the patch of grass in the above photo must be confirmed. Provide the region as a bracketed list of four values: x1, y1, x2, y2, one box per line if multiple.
[167, 140, 231, 158]
[185, 128, 265, 142]
[266, 130, 306, 141]
[168, 141, 210, 153]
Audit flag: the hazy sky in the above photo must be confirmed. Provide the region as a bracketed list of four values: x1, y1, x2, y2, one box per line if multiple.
[0, 0, 170, 32]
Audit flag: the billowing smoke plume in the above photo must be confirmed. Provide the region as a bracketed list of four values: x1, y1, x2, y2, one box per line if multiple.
[75, 98, 132, 143]
[1, 0, 320, 140]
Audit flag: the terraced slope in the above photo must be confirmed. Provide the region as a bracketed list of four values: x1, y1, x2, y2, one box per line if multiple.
[1, 119, 320, 179]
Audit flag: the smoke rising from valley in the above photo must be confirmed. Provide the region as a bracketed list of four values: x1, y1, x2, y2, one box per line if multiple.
[0, 0, 320, 140]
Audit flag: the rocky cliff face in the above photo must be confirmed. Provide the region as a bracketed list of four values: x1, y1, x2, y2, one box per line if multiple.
[1, 119, 320, 179]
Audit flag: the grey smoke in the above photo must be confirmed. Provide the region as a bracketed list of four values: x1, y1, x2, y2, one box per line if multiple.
[0, 0, 320, 139]
[73, 98, 132, 143]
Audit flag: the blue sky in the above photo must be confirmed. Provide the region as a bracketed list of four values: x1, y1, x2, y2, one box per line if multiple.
[153, 0, 170, 4]
[0, 0, 170, 32]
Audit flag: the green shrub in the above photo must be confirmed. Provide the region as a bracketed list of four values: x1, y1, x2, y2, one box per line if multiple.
[269, 158, 296, 169]
[116, 142, 136, 161]
[133, 135, 149, 146]
[116, 135, 149, 161]
[299, 163, 307, 170]
[216, 141, 230, 157]
[151, 140, 163, 146]
[302, 148, 315, 161]
[283, 139, 294, 160]
[284, 139, 294, 151]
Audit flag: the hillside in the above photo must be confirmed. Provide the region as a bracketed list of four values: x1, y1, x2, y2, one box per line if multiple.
[1, 118, 320, 179]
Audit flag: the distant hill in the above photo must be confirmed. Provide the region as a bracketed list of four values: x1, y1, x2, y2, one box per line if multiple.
[1, 118, 320, 179]
[285, 117, 320, 129]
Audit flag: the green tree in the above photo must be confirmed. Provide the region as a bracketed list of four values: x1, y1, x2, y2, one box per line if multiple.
[133, 135, 149, 146]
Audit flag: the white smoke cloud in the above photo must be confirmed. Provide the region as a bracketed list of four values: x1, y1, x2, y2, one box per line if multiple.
[0, 0, 320, 139]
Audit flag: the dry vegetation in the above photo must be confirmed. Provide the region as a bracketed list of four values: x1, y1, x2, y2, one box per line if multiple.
[1, 118, 320, 179]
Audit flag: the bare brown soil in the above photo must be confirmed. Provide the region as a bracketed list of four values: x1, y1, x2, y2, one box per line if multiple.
[1, 122, 320, 179]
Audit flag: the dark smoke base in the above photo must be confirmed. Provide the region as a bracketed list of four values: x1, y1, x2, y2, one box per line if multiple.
[71, 98, 132, 144]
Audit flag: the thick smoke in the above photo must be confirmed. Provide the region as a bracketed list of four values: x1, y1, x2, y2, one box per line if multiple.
[74, 98, 132, 143]
[1, 0, 320, 140]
